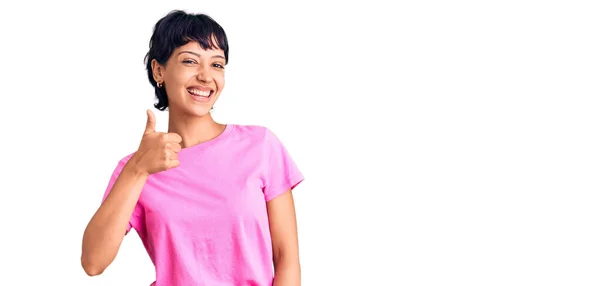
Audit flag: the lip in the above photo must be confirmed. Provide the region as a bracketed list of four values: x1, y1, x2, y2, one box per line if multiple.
[187, 88, 213, 102]
[187, 85, 213, 92]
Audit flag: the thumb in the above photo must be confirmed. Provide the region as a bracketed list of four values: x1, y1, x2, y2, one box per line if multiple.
[144, 109, 156, 134]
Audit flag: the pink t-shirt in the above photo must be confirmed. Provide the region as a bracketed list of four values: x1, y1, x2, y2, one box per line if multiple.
[101, 124, 304, 286]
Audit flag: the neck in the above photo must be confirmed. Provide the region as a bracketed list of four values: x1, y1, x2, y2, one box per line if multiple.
[167, 111, 226, 149]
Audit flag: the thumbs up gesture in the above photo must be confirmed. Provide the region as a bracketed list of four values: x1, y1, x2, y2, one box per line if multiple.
[132, 110, 182, 175]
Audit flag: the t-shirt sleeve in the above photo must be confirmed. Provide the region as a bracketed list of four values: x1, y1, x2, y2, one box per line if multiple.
[262, 128, 305, 202]
[101, 157, 143, 234]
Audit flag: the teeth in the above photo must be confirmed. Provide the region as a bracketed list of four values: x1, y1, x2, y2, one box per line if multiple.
[187, 88, 211, 97]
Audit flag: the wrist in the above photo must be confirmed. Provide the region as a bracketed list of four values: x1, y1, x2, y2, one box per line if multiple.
[124, 154, 149, 179]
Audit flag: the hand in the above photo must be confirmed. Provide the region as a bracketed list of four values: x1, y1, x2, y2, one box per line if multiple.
[131, 109, 182, 175]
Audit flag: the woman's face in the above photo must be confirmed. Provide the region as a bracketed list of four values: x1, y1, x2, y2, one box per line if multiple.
[152, 41, 226, 117]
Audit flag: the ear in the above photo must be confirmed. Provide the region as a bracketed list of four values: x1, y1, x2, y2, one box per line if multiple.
[151, 59, 164, 83]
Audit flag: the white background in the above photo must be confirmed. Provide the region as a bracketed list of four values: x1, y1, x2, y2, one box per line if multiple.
[0, 0, 599, 285]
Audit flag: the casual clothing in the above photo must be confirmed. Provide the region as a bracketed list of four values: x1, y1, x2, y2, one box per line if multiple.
[102, 124, 304, 286]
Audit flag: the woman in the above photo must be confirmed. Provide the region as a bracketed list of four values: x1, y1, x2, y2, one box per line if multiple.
[81, 10, 304, 286]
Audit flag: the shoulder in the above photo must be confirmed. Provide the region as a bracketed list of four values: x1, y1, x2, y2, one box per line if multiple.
[228, 124, 278, 143]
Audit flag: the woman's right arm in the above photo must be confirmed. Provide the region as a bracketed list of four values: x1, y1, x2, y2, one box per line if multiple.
[80, 158, 148, 276]
[80, 110, 182, 276]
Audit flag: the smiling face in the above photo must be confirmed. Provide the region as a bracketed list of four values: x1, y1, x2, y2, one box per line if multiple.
[151, 41, 226, 117]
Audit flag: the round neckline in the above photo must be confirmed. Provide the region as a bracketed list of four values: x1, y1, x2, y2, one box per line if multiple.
[179, 124, 234, 155]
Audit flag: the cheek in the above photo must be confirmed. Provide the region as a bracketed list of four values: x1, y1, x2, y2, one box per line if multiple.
[215, 75, 225, 91]
[165, 73, 190, 94]
[169, 70, 192, 85]
[164, 77, 187, 100]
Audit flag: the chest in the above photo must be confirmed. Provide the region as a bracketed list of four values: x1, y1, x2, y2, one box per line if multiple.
[138, 152, 269, 232]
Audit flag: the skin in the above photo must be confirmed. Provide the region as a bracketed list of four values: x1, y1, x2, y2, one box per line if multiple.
[81, 41, 301, 285]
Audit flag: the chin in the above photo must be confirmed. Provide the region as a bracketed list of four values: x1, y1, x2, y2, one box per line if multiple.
[168, 103, 210, 117]
[171, 92, 218, 116]
[193, 105, 215, 116]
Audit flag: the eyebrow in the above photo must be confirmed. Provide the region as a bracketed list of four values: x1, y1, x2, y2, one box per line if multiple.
[178, 51, 225, 60]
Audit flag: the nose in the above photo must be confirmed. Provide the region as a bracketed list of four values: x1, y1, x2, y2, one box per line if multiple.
[196, 65, 213, 83]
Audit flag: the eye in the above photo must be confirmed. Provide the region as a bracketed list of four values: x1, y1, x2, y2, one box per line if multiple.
[213, 63, 224, 69]
[182, 59, 197, 64]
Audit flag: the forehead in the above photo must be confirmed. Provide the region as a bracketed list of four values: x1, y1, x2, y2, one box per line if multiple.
[174, 41, 225, 57]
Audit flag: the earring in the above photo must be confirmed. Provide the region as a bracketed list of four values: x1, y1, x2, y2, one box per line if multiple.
[157, 82, 163, 88]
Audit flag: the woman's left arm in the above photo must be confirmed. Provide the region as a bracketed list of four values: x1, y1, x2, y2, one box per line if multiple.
[267, 189, 301, 286]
